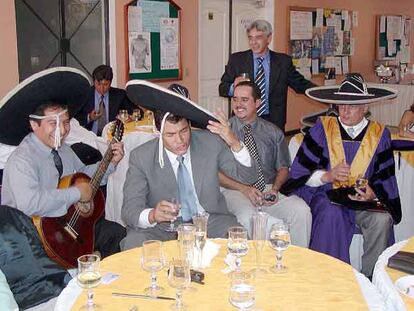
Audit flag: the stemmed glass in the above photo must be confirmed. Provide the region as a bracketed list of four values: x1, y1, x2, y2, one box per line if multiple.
[168, 258, 191, 311]
[192, 212, 209, 269]
[118, 109, 129, 124]
[77, 254, 102, 310]
[132, 108, 142, 128]
[269, 222, 291, 273]
[229, 271, 256, 311]
[227, 227, 248, 275]
[144, 110, 153, 125]
[141, 240, 166, 297]
[165, 198, 181, 232]
[250, 212, 269, 276]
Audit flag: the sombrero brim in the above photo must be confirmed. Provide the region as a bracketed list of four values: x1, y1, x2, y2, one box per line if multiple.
[126, 80, 218, 128]
[0, 67, 91, 146]
[306, 84, 398, 105]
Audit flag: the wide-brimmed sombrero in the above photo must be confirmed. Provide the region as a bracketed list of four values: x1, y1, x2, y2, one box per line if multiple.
[0, 67, 91, 146]
[306, 73, 397, 105]
[126, 80, 218, 128]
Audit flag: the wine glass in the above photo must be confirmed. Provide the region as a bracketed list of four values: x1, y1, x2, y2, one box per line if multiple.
[144, 110, 153, 125]
[132, 109, 142, 128]
[77, 254, 102, 310]
[192, 211, 209, 269]
[229, 271, 255, 311]
[141, 240, 166, 297]
[118, 109, 129, 124]
[168, 258, 191, 311]
[269, 222, 291, 273]
[227, 227, 248, 275]
[250, 212, 269, 276]
[164, 198, 181, 232]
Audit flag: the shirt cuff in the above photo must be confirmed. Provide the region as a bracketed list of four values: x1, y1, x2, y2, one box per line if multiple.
[231, 142, 251, 167]
[306, 170, 327, 187]
[138, 208, 157, 228]
[228, 83, 235, 97]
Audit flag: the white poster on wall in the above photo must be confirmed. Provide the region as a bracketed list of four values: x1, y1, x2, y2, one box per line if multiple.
[160, 18, 179, 70]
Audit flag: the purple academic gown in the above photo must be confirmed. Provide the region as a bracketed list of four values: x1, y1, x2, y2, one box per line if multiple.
[283, 118, 401, 264]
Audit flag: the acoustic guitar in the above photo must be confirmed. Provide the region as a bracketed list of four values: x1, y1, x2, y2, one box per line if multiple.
[33, 120, 124, 268]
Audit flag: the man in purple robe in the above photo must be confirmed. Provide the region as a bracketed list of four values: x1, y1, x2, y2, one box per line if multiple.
[282, 73, 401, 278]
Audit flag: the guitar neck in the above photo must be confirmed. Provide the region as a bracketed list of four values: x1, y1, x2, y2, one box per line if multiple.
[90, 138, 116, 196]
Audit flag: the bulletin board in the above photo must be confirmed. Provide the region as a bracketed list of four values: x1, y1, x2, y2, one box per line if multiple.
[376, 15, 411, 63]
[124, 0, 182, 81]
[288, 7, 355, 80]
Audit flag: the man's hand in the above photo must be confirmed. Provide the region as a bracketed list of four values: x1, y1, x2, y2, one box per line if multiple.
[76, 182, 93, 202]
[234, 76, 249, 86]
[110, 142, 124, 165]
[240, 185, 263, 207]
[88, 109, 103, 122]
[148, 200, 180, 224]
[349, 183, 377, 202]
[207, 110, 241, 152]
[321, 161, 350, 183]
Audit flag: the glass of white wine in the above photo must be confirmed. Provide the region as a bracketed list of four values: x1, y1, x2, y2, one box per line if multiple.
[141, 240, 166, 297]
[164, 198, 180, 232]
[77, 254, 102, 310]
[168, 258, 191, 311]
[229, 271, 255, 311]
[269, 222, 291, 273]
[132, 108, 142, 128]
[192, 211, 209, 269]
[228, 227, 248, 275]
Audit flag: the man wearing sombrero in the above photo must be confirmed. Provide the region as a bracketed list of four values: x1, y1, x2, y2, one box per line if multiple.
[281, 73, 401, 278]
[0, 67, 126, 259]
[121, 81, 257, 249]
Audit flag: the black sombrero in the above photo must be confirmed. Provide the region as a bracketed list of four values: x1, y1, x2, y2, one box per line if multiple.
[306, 73, 397, 105]
[126, 80, 218, 128]
[0, 67, 91, 146]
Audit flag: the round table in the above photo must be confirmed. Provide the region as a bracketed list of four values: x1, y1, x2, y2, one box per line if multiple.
[56, 239, 384, 311]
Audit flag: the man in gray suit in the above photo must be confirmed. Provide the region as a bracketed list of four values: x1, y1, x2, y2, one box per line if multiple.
[120, 82, 257, 249]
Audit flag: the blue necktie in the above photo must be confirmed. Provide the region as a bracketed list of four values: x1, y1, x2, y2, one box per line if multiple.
[176, 156, 198, 221]
[255, 57, 268, 116]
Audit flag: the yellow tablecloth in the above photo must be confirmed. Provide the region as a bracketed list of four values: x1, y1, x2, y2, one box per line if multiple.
[385, 237, 414, 308]
[72, 240, 367, 311]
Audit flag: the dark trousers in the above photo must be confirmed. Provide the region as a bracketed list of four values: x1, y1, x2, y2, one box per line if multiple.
[94, 216, 126, 258]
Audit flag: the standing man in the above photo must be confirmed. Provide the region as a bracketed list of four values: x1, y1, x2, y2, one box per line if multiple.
[121, 81, 257, 249]
[219, 19, 315, 131]
[220, 81, 311, 247]
[282, 73, 400, 278]
[75, 65, 139, 135]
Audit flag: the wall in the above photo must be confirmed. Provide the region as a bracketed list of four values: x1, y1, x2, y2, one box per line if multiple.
[276, 0, 414, 130]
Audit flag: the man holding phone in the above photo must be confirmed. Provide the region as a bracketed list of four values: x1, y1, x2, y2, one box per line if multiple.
[219, 81, 312, 247]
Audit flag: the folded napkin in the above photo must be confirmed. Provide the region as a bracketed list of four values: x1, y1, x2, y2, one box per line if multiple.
[388, 251, 414, 274]
[192, 240, 221, 268]
[222, 254, 237, 274]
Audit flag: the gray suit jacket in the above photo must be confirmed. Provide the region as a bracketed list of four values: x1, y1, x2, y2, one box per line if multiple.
[121, 130, 257, 229]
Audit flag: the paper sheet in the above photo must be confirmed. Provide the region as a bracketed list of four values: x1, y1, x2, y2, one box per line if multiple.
[290, 11, 313, 40]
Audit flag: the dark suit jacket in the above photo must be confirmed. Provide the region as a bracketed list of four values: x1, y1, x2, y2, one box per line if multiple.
[75, 86, 136, 131]
[219, 50, 315, 130]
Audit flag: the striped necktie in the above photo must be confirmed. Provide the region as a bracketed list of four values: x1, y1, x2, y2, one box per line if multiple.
[255, 57, 267, 116]
[243, 124, 266, 191]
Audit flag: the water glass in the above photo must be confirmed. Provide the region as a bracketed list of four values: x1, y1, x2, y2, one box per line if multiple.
[177, 224, 196, 267]
[192, 211, 209, 269]
[168, 259, 191, 311]
[164, 198, 180, 232]
[141, 240, 166, 297]
[227, 227, 248, 274]
[269, 222, 291, 273]
[229, 271, 255, 311]
[250, 212, 269, 276]
[77, 254, 102, 310]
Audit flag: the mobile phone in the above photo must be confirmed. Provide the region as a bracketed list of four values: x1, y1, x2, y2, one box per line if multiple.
[264, 193, 276, 202]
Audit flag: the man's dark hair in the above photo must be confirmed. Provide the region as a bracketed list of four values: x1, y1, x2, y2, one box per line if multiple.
[234, 80, 261, 101]
[154, 110, 187, 132]
[92, 65, 113, 82]
[29, 101, 68, 125]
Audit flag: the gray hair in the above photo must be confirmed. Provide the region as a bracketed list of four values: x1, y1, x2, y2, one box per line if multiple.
[247, 20, 273, 37]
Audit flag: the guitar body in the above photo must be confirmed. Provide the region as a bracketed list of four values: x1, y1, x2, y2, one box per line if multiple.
[33, 173, 105, 268]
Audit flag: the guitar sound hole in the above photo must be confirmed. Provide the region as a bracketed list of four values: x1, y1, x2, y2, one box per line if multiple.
[75, 201, 94, 217]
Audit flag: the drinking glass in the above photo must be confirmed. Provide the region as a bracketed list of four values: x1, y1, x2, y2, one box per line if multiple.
[229, 271, 255, 311]
[164, 198, 181, 232]
[77, 254, 102, 310]
[141, 240, 166, 297]
[177, 224, 196, 267]
[118, 109, 129, 124]
[250, 212, 269, 276]
[192, 212, 209, 269]
[132, 109, 142, 128]
[227, 227, 248, 274]
[168, 259, 191, 311]
[269, 222, 291, 273]
[238, 72, 250, 81]
[144, 110, 153, 125]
